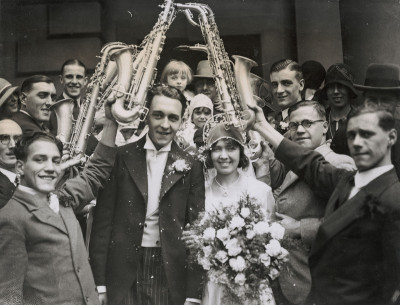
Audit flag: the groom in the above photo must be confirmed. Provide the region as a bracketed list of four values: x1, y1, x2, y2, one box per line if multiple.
[89, 85, 205, 305]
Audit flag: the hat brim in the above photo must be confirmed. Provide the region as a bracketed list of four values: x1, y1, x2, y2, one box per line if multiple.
[354, 84, 400, 91]
[193, 75, 215, 79]
[0, 86, 18, 108]
[322, 80, 358, 99]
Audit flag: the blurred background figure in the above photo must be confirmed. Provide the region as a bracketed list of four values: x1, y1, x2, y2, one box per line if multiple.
[0, 78, 20, 120]
[301, 60, 326, 102]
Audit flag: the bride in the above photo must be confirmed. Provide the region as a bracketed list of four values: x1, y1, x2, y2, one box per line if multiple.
[184, 122, 276, 305]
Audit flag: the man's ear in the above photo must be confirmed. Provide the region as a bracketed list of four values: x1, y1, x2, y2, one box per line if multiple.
[322, 121, 329, 135]
[388, 128, 397, 147]
[59, 74, 64, 85]
[299, 78, 305, 92]
[20, 93, 27, 106]
[83, 75, 88, 86]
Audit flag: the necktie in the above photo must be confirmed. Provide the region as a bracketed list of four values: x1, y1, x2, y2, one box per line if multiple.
[48, 192, 60, 214]
[72, 99, 80, 120]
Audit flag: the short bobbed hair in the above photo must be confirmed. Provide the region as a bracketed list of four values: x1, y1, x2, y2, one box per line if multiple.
[204, 138, 249, 169]
[160, 60, 193, 86]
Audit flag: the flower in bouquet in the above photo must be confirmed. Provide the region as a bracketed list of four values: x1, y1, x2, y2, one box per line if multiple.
[259, 253, 271, 267]
[254, 221, 270, 235]
[229, 215, 245, 230]
[246, 229, 256, 240]
[203, 227, 216, 242]
[215, 250, 229, 263]
[265, 239, 282, 257]
[234, 273, 246, 285]
[216, 228, 230, 243]
[229, 256, 246, 272]
[270, 222, 285, 240]
[225, 238, 242, 256]
[240, 207, 251, 218]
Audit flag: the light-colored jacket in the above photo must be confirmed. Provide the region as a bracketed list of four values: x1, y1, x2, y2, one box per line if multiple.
[274, 143, 355, 304]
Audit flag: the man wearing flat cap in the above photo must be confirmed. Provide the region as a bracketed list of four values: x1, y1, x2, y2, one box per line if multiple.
[355, 63, 400, 178]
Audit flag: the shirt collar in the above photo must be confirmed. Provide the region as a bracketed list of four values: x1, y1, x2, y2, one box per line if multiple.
[354, 164, 394, 189]
[144, 134, 172, 153]
[63, 92, 80, 104]
[0, 168, 16, 184]
[20, 109, 31, 118]
[281, 109, 289, 121]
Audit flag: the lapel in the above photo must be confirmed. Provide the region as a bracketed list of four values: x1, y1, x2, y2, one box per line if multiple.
[121, 137, 148, 202]
[159, 141, 190, 200]
[277, 170, 299, 194]
[310, 169, 398, 257]
[13, 187, 68, 234]
[59, 206, 78, 255]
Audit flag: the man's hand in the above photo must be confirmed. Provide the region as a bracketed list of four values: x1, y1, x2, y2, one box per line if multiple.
[253, 141, 274, 169]
[98, 292, 108, 305]
[181, 229, 200, 249]
[103, 98, 116, 122]
[276, 212, 301, 238]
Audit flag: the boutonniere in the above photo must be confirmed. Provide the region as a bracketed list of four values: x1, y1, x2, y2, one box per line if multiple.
[364, 194, 386, 220]
[170, 159, 191, 173]
[279, 121, 289, 132]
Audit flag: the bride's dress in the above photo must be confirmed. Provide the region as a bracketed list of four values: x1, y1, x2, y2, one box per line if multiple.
[201, 173, 276, 305]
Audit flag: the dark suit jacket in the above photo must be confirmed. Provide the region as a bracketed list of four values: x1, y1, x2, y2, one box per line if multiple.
[89, 138, 205, 305]
[0, 171, 16, 208]
[276, 138, 400, 305]
[11, 111, 46, 135]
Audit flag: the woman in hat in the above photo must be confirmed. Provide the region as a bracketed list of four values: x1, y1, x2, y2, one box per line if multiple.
[0, 78, 20, 120]
[322, 63, 358, 155]
[183, 122, 275, 305]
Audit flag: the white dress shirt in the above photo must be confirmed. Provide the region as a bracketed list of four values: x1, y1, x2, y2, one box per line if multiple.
[348, 164, 394, 200]
[0, 168, 17, 185]
[18, 185, 59, 214]
[141, 134, 172, 247]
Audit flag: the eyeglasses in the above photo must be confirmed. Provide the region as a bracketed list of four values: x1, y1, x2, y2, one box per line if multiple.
[0, 135, 22, 145]
[288, 120, 324, 131]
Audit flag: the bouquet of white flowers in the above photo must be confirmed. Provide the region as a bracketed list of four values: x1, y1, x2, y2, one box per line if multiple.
[187, 195, 289, 304]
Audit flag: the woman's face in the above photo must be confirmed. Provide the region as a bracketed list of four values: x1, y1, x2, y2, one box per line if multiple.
[211, 139, 240, 176]
[1, 93, 19, 116]
[192, 107, 212, 128]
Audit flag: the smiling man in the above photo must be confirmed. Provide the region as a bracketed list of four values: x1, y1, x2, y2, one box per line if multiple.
[11, 75, 56, 135]
[0, 119, 22, 207]
[270, 59, 304, 132]
[90, 85, 205, 305]
[0, 99, 119, 304]
[252, 102, 400, 305]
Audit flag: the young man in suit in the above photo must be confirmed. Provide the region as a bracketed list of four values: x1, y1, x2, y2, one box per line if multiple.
[12, 75, 57, 135]
[270, 100, 355, 305]
[0, 119, 22, 207]
[270, 59, 304, 133]
[90, 85, 205, 305]
[0, 99, 119, 304]
[251, 102, 400, 305]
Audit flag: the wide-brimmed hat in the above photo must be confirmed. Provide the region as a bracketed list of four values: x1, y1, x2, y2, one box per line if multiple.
[0, 78, 18, 108]
[354, 63, 400, 91]
[321, 63, 358, 98]
[193, 60, 215, 79]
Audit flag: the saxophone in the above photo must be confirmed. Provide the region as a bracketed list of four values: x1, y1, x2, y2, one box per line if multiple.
[53, 42, 134, 162]
[175, 2, 256, 131]
[110, 0, 177, 124]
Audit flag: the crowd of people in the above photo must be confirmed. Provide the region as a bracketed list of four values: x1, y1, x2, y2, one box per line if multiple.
[0, 52, 399, 305]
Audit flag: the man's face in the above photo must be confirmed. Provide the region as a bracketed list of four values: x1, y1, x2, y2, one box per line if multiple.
[0, 120, 22, 171]
[289, 105, 327, 150]
[364, 90, 398, 112]
[60, 64, 87, 99]
[347, 112, 395, 172]
[194, 78, 218, 102]
[22, 82, 57, 122]
[16, 139, 63, 195]
[270, 67, 304, 110]
[147, 95, 182, 150]
[326, 83, 350, 109]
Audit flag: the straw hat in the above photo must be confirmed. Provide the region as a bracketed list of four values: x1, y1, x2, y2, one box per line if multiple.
[0, 78, 18, 108]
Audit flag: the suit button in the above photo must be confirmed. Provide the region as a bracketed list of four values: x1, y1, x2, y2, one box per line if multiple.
[86, 296, 89, 302]
[77, 267, 81, 273]
[144, 223, 148, 228]
[156, 240, 160, 245]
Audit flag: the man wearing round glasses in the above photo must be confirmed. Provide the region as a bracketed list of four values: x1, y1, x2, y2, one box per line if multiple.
[0, 119, 22, 208]
[271, 100, 355, 305]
